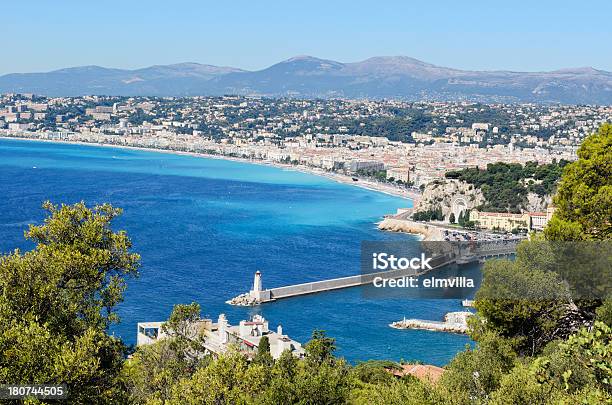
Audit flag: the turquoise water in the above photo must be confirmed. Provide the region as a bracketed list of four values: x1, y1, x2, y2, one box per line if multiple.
[0, 138, 472, 365]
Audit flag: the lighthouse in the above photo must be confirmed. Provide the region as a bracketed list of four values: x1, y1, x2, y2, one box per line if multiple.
[253, 271, 262, 293]
[248, 271, 272, 302]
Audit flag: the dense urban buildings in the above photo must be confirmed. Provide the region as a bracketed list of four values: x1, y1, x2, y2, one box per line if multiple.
[2, 94, 605, 190]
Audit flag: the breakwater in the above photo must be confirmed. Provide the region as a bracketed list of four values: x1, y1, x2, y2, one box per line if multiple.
[228, 238, 517, 305]
[271, 254, 454, 300]
[390, 312, 473, 334]
[227, 254, 454, 305]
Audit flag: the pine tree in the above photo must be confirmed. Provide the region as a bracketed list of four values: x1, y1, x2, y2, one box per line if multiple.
[254, 335, 273, 366]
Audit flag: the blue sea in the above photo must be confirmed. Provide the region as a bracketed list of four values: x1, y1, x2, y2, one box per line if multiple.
[0, 138, 472, 365]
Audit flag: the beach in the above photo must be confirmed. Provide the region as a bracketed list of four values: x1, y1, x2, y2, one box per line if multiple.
[0, 134, 419, 202]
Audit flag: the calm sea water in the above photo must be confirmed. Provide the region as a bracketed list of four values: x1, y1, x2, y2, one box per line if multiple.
[0, 138, 472, 365]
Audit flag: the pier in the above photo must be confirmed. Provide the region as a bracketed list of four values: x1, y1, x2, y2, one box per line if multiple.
[265, 255, 454, 301]
[227, 240, 517, 306]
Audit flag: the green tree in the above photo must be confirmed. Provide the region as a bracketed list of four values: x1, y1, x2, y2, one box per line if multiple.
[487, 322, 612, 403]
[167, 351, 266, 404]
[292, 358, 352, 404]
[545, 124, 612, 240]
[596, 298, 612, 326]
[162, 302, 208, 366]
[123, 338, 203, 403]
[162, 333, 354, 405]
[304, 330, 337, 367]
[556, 321, 612, 393]
[254, 335, 273, 366]
[487, 362, 568, 405]
[449, 212, 456, 224]
[350, 376, 438, 405]
[260, 350, 300, 404]
[438, 332, 517, 404]
[351, 360, 398, 385]
[0, 201, 140, 403]
[472, 258, 572, 355]
[124, 303, 209, 403]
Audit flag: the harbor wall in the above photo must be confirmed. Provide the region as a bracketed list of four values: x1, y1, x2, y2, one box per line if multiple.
[268, 256, 454, 300]
[270, 275, 364, 299]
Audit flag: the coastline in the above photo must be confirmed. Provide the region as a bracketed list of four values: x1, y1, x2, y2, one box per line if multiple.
[377, 217, 440, 241]
[0, 135, 418, 202]
[0, 133, 471, 366]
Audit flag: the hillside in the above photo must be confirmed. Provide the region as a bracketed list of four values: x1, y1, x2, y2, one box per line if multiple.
[412, 161, 568, 223]
[1, 56, 611, 103]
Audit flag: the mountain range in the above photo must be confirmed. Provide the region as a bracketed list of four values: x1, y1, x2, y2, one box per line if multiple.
[1, 56, 611, 104]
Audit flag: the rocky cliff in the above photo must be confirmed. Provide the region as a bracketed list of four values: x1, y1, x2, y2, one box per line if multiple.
[413, 179, 485, 222]
[525, 192, 553, 212]
[413, 179, 554, 222]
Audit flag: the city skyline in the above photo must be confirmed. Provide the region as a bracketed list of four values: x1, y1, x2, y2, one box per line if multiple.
[2, 0, 611, 75]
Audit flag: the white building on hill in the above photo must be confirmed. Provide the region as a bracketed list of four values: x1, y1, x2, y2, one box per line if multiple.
[137, 313, 305, 360]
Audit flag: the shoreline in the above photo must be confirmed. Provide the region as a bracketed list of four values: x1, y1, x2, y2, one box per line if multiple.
[0, 135, 418, 202]
[378, 217, 441, 241]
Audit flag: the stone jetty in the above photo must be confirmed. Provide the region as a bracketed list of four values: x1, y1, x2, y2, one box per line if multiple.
[389, 311, 473, 334]
[377, 217, 443, 241]
[225, 292, 260, 306]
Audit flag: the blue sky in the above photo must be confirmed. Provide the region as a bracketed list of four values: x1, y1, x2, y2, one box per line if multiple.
[2, 0, 610, 74]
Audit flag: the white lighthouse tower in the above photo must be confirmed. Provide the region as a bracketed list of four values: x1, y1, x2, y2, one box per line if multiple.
[253, 271, 262, 293]
[249, 271, 271, 302]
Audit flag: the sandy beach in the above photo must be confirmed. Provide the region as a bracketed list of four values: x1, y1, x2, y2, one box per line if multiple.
[0, 134, 419, 202]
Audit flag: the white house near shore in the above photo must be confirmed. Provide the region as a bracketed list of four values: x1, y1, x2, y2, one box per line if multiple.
[137, 313, 305, 360]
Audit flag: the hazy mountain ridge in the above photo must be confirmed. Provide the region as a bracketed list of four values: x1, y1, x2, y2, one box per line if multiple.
[1, 56, 610, 103]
